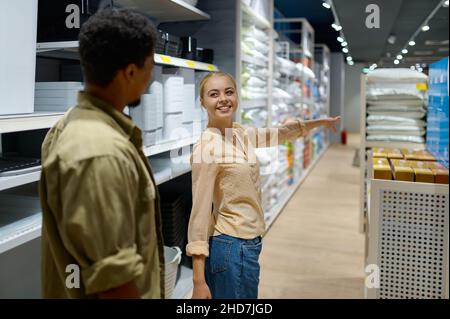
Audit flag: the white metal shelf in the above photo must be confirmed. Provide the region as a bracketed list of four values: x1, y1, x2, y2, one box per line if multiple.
[116, 0, 210, 22]
[0, 112, 64, 134]
[0, 214, 42, 254]
[241, 2, 271, 30]
[36, 42, 218, 72]
[0, 135, 199, 192]
[264, 143, 328, 233]
[0, 170, 41, 192]
[144, 135, 199, 157]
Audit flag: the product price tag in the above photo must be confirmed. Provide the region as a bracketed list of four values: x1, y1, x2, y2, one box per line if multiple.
[416, 83, 428, 91]
[207, 64, 215, 71]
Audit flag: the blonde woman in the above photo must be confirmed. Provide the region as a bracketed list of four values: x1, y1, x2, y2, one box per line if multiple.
[186, 72, 340, 299]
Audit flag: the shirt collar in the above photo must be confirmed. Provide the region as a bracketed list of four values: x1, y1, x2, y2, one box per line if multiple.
[76, 91, 143, 147]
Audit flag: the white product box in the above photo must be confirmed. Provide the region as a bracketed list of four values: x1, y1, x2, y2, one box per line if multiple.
[155, 128, 163, 143]
[164, 112, 183, 140]
[150, 81, 164, 129]
[142, 94, 158, 131]
[181, 122, 193, 137]
[143, 130, 157, 147]
[183, 84, 196, 123]
[162, 75, 184, 113]
[0, 1, 38, 115]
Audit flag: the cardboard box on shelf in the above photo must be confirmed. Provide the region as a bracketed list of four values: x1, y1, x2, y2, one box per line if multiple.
[373, 158, 392, 180]
[432, 169, 449, 184]
[412, 168, 434, 183]
[401, 149, 436, 161]
[389, 159, 414, 182]
[372, 148, 403, 159]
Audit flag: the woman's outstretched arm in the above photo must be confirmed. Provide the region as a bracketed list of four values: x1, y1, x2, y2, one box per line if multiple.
[242, 116, 341, 148]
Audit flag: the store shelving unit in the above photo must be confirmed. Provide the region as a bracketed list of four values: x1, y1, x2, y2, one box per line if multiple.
[264, 143, 328, 233]
[239, 0, 274, 128]
[115, 0, 211, 22]
[0, 0, 218, 299]
[359, 76, 427, 234]
[0, 112, 64, 134]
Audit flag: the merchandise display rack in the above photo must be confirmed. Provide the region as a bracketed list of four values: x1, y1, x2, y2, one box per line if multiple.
[366, 178, 449, 299]
[359, 76, 427, 234]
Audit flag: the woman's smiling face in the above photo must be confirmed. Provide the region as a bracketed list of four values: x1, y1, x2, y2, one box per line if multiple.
[201, 75, 238, 122]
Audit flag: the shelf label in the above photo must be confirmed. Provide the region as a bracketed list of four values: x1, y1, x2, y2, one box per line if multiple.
[160, 55, 172, 64]
[207, 64, 215, 71]
[416, 83, 427, 91]
[186, 60, 196, 68]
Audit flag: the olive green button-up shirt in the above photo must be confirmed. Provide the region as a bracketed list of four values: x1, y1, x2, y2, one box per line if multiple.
[40, 92, 165, 298]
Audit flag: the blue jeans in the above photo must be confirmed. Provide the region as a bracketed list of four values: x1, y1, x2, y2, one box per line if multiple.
[205, 234, 262, 299]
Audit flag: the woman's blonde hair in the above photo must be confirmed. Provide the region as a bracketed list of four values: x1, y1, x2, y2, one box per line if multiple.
[199, 72, 238, 102]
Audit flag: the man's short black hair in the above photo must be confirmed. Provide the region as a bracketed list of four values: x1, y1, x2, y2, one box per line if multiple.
[79, 8, 156, 87]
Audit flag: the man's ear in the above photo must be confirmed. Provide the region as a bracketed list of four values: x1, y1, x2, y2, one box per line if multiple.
[123, 64, 137, 82]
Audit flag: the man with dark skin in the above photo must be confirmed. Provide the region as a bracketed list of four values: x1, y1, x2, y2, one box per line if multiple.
[40, 8, 165, 299]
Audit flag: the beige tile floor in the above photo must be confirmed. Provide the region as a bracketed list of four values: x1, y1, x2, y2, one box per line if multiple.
[259, 134, 366, 298]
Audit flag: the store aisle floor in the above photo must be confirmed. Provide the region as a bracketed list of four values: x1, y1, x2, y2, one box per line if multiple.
[259, 134, 365, 298]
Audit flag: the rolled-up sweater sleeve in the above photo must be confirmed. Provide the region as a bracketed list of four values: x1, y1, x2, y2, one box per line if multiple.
[241, 120, 307, 147]
[186, 144, 219, 257]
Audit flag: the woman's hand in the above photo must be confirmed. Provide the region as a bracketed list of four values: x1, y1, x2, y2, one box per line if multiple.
[192, 281, 212, 299]
[321, 116, 341, 133]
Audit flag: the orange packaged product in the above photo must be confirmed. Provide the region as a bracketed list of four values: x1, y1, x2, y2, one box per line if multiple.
[372, 158, 392, 180]
[389, 159, 414, 182]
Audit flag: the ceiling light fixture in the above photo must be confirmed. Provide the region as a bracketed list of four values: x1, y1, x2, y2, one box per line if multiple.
[394, 59, 400, 65]
[397, 55, 403, 60]
[346, 56, 353, 61]
[331, 23, 342, 31]
[337, 36, 344, 42]
[341, 41, 348, 47]
[348, 61, 354, 66]
[410, 66, 416, 70]
[342, 47, 349, 53]
[409, 40, 416, 46]
[444, 0, 449, 7]
[422, 25, 430, 31]
[402, 49, 408, 54]
[322, 2, 331, 9]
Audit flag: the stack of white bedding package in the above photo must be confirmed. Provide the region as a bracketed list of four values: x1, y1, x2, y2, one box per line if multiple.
[365, 68, 428, 145]
[34, 82, 83, 112]
[255, 147, 279, 221]
[240, 21, 269, 128]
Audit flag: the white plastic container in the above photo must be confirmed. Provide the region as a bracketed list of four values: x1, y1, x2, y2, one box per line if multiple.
[163, 75, 184, 113]
[143, 130, 156, 147]
[183, 83, 196, 123]
[164, 113, 183, 140]
[142, 94, 158, 131]
[150, 81, 164, 131]
[164, 246, 182, 299]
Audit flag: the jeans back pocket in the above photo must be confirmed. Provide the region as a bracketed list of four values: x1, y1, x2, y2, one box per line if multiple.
[208, 236, 233, 274]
